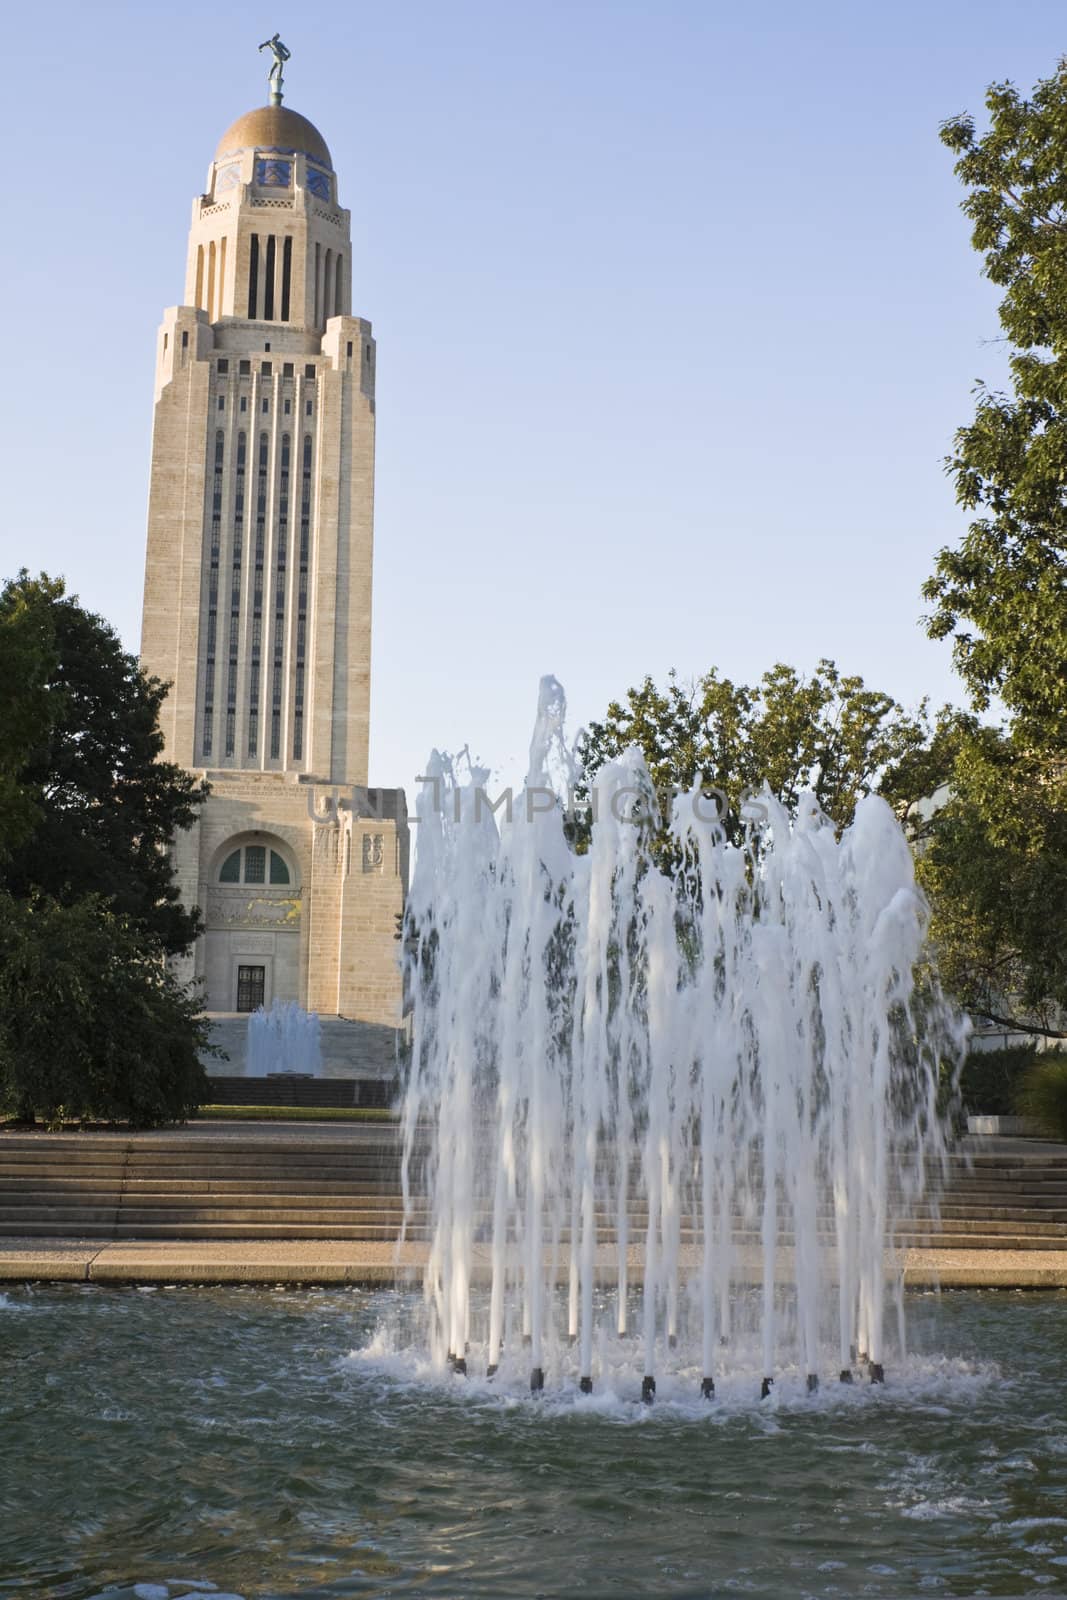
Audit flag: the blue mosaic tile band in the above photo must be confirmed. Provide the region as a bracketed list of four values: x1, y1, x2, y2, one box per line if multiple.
[307, 167, 331, 200]
[216, 145, 334, 173]
[255, 158, 292, 187]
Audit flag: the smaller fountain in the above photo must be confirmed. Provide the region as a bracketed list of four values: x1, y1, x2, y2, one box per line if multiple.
[246, 1000, 323, 1077]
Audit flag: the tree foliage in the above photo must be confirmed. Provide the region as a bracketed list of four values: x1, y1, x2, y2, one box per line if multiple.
[927, 66, 1067, 740]
[578, 660, 933, 849]
[916, 64, 1067, 1037]
[0, 893, 208, 1127]
[0, 572, 208, 956]
[0, 573, 59, 858]
[912, 731, 1067, 1035]
[0, 572, 211, 1124]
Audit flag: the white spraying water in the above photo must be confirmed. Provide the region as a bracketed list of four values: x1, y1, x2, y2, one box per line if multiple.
[246, 1000, 323, 1077]
[400, 678, 965, 1397]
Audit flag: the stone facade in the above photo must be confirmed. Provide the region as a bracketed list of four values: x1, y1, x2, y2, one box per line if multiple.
[140, 98, 407, 1072]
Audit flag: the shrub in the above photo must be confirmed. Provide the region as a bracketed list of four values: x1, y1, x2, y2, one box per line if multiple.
[957, 1044, 1037, 1116]
[0, 893, 210, 1128]
[1015, 1055, 1067, 1143]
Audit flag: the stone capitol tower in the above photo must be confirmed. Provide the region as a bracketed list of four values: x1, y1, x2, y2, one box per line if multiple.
[140, 48, 408, 1074]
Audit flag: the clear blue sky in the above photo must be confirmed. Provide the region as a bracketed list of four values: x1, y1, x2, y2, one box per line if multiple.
[2, 1, 1060, 793]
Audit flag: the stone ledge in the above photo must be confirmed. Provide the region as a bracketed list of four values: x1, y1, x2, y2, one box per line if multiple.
[3, 1239, 1067, 1289]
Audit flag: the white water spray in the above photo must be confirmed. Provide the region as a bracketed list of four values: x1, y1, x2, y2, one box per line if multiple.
[246, 1000, 323, 1077]
[400, 679, 964, 1398]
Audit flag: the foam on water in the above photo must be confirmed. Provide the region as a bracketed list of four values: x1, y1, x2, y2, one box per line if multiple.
[397, 679, 967, 1396]
[349, 1307, 1000, 1425]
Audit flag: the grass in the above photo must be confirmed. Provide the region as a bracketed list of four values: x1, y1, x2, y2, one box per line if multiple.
[197, 1104, 398, 1123]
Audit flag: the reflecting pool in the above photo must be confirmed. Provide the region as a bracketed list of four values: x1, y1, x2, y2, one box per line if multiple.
[2, 1285, 1067, 1598]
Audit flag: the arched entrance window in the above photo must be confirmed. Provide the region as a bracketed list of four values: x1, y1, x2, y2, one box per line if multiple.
[218, 843, 291, 884]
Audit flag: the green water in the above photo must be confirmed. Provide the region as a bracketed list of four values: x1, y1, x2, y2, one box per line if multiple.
[2, 1286, 1066, 1599]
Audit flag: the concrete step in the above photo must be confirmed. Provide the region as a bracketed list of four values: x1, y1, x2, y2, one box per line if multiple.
[0, 1164, 404, 1185]
[0, 1189, 1063, 1224]
[0, 1177, 411, 1197]
[0, 1201, 415, 1223]
[0, 1220, 1059, 1249]
[3, 1186, 1060, 1221]
[2, 1209, 1062, 1248]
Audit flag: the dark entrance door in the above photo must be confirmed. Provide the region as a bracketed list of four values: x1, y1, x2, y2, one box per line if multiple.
[236, 965, 266, 1012]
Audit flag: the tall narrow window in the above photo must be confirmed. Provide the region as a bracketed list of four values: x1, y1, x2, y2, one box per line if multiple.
[271, 434, 291, 760]
[323, 249, 332, 328]
[264, 235, 276, 320]
[217, 236, 228, 320]
[206, 240, 217, 323]
[223, 432, 247, 757]
[247, 233, 259, 319]
[334, 255, 343, 316]
[248, 431, 269, 757]
[202, 428, 225, 759]
[314, 242, 321, 327]
[281, 236, 292, 322]
[195, 245, 205, 310]
[294, 432, 313, 760]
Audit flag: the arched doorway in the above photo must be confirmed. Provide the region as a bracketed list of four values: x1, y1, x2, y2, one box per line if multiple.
[202, 832, 302, 1013]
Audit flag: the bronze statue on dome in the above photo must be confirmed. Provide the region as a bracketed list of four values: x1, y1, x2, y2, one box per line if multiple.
[259, 34, 291, 104]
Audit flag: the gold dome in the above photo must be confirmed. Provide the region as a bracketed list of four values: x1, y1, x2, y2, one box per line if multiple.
[215, 105, 332, 169]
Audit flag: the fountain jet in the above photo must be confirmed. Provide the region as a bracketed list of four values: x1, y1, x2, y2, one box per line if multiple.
[400, 679, 964, 1408]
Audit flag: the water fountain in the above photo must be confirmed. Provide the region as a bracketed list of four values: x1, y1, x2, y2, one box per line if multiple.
[400, 679, 965, 1402]
[246, 999, 323, 1077]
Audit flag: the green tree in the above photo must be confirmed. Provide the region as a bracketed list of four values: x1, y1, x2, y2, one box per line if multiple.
[0, 572, 213, 1123]
[911, 732, 1067, 1038]
[0, 893, 208, 1127]
[0, 574, 59, 858]
[578, 660, 932, 849]
[916, 62, 1067, 1038]
[927, 65, 1067, 743]
[0, 572, 208, 956]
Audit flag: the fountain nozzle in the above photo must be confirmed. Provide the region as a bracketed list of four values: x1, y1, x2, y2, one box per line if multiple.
[451, 1355, 467, 1376]
[839, 1369, 853, 1384]
[869, 1362, 885, 1384]
[530, 1366, 544, 1394]
[641, 1375, 656, 1404]
[700, 1377, 715, 1400]
[761, 1376, 774, 1400]
[579, 1375, 593, 1395]
[806, 1373, 819, 1394]
[486, 1363, 498, 1379]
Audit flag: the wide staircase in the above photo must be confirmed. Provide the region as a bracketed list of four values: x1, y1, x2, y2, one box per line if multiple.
[0, 1133, 1066, 1248]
